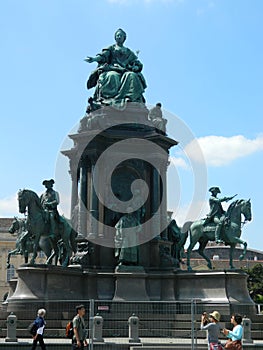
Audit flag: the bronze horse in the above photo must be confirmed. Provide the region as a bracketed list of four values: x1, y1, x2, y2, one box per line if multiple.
[186, 199, 252, 270]
[7, 217, 53, 268]
[18, 189, 77, 267]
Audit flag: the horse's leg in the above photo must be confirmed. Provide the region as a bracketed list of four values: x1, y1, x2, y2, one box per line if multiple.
[186, 232, 197, 271]
[30, 234, 41, 264]
[61, 239, 70, 267]
[45, 236, 61, 265]
[6, 249, 18, 268]
[46, 241, 56, 265]
[236, 238, 247, 261]
[46, 251, 55, 265]
[6, 251, 12, 268]
[24, 254, 29, 264]
[53, 242, 60, 266]
[197, 239, 212, 269]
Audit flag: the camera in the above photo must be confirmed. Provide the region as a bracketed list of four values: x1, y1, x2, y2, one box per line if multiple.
[202, 312, 209, 326]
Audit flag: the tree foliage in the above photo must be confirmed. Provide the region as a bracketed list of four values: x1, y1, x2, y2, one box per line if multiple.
[243, 263, 263, 303]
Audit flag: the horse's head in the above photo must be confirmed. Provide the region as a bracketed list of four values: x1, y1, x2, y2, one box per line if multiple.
[18, 189, 29, 214]
[8, 217, 20, 234]
[226, 198, 252, 224]
[18, 188, 42, 216]
[241, 199, 252, 222]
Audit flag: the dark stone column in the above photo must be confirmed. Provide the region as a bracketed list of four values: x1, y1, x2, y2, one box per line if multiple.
[78, 161, 88, 237]
[70, 168, 79, 218]
[151, 167, 161, 239]
[160, 162, 168, 240]
[89, 164, 99, 238]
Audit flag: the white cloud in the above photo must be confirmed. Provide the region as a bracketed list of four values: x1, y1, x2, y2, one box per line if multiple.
[185, 134, 263, 167]
[0, 194, 18, 217]
[169, 156, 189, 169]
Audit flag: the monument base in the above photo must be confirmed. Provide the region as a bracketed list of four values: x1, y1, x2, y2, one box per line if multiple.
[6, 265, 255, 317]
[113, 265, 149, 301]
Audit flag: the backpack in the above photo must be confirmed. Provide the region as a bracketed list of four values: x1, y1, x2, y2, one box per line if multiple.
[65, 321, 74, 339]
[28, 322, 38, 336]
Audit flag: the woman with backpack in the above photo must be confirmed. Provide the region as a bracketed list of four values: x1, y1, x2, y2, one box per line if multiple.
[30, 308, 46, 350]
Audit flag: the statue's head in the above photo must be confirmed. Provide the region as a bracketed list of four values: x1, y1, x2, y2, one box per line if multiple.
[167, 211, 173, 221]
[115, 28, 127, 43]
[42, 179, 55, 189]
[209, 186, 221, 194]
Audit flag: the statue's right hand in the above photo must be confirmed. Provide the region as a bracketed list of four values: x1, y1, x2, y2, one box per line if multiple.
[84, 56, 94, 63]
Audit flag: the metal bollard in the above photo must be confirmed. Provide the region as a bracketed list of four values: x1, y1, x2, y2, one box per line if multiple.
[128, 313, 140, 343]
[5, 312, 17, 342]
[93, 313, 104, 342]
[242, 316, 253, 344]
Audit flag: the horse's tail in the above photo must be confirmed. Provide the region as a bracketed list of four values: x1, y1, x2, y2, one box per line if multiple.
[182, 221, 193, 234]
[177, 221, 192, 250]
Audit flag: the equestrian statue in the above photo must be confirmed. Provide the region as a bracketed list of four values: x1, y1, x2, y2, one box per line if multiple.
[186, 187, 252, 270]
[7, 217, 53, 268]
[17, 182, 77, 267]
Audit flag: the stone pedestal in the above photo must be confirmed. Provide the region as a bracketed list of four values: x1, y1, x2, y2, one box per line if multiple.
[61, 103, 178, 271]
[113, 266, 149, 301]
[7, 265, 255, 319]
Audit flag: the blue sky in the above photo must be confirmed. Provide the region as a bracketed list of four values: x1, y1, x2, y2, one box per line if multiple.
[0, 0, 262, 252]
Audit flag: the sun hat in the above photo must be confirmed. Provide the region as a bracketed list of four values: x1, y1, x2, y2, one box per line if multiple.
[209, 311, 221, 322]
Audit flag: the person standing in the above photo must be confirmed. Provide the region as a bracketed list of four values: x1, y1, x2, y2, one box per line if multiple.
[31, 308, 46, 350]
[223, 313, 243, 349]
[200, 311, 223, 350]
[72, 304, 87, 349]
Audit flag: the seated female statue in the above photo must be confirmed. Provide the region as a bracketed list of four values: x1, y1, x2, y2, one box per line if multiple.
[85, 28, 147, 108]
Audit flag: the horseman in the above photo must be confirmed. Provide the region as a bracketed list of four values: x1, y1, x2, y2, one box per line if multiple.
[204, 187, 236, 244]
[16, 219, 31, 257]
[40, 179, 60, 238]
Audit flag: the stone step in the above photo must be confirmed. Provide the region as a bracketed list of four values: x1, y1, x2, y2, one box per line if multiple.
[0, 327, 262, 340]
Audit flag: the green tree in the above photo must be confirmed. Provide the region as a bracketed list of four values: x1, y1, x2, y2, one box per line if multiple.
[243, 263, 263, 303]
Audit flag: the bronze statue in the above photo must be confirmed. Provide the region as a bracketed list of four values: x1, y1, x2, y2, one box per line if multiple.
[85, 28, 147, 109]
[40, 179, 60, 238]
[204, 187, 236, 243]
[7, 217, 53, 268]
[148, 103, 167, 133]
[186, 198, 252, 270]
[18, 189, 77, 266]
[167, 212, 187, 265]
[114, 208, 141, 266]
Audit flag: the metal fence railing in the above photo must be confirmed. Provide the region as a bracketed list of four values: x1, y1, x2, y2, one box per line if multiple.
[1, 299, 262, 349]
